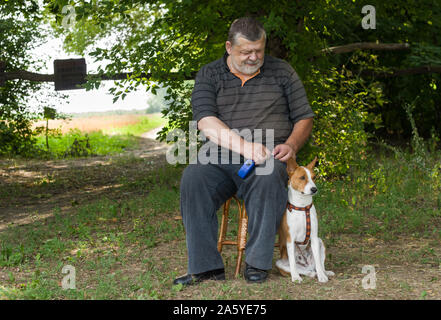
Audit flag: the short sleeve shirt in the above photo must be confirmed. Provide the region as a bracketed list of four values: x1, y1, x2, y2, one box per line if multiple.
[191, 52, 314, 146]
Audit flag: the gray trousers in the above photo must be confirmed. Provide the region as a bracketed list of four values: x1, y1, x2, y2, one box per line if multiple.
[180, 152, 289, 274]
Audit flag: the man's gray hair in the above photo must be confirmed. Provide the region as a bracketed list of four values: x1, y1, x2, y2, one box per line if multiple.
[227, 17, 266, 46]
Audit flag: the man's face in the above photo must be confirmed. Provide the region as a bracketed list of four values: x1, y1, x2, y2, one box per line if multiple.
[226, 35, 265, 75]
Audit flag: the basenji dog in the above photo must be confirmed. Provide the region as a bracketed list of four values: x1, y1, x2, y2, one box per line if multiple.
[276, 156, 334, 283]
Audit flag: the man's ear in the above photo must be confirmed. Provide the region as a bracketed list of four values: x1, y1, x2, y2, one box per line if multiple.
[225, 41, 232, 55]
[306, 156, 318, 171]
[287, 156, 298, 175]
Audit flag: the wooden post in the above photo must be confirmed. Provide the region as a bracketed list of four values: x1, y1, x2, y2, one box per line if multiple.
[0, 61, 6, 87]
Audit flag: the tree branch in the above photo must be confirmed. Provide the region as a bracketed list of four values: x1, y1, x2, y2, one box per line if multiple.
[363, 65, 441, 78]
[0, 43, 438, 89]
[2, 70, 55, 82]
[321, 42, 410, 54]
[0, 70, 196, 84]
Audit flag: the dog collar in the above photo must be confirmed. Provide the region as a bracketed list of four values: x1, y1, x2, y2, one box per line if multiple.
[286, 202, 312, 245]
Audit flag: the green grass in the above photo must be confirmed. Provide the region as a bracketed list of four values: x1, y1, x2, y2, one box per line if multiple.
[315, 144, 441, 241]
[0, 144, 440, 299]
[35, 130, 136, 157]
[0, 163, 184, 299]
[34, 114, 166, 158]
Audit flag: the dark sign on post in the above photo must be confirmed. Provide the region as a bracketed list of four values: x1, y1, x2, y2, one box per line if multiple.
[54, 58, 87, 91]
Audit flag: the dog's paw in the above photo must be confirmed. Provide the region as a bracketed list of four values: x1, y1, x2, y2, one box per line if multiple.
[291, 274, 303, 283]
[325, 270, 335, 277]
[317, 273, 328, 283]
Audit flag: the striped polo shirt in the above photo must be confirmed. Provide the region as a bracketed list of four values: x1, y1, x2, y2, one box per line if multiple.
[191, 52, 314, 147]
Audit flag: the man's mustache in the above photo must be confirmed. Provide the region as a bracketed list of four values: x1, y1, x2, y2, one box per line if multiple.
[244, 60, 260, 65]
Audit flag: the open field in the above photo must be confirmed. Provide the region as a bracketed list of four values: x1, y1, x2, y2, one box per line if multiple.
[31, 113, 167, 159]
[32, 113, 164, 135]
[0, 137, 440, 300]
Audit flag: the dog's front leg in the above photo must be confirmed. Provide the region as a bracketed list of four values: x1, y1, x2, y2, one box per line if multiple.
[287, 241, 302, 283]
[318, 238, 335, 277]
[310, 236, 328, 283]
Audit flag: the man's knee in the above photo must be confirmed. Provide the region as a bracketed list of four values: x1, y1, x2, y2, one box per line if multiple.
[180, 164, 236, 201]
[180, 164, 200, 192]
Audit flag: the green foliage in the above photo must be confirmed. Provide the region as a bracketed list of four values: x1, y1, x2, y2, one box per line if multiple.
[317, 145, 441, 238]
[34, 129, 136, 159]
[0, 11, 42, 156]
[45, 0, 439, 176]
[0, 244, 25, 267]
[402, 99, 441, 171]
[0, 2, 69, 157]
[3, 0, 441, 167]
[31, 114, 165, 159]
[34, 107, 70, 151]
[0, 117, 36, 156]
[299, 51, 386, 177]
[63, 134, 93, 157]
[406, 44, 441, 67]
[404, 100, 427, 164]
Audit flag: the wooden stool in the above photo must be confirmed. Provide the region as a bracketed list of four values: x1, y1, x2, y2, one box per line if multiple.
[217, 195, 248, 278]
[217, 196, 280, 278]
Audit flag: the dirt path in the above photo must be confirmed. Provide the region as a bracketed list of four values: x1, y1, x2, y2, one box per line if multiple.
[0, 126, 169, 231]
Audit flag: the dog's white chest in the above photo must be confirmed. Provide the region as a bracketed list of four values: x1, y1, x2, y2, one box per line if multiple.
[286, 208, 308, 243]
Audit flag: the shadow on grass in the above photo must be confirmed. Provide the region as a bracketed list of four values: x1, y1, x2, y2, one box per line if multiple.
[1, 144, 441, 299]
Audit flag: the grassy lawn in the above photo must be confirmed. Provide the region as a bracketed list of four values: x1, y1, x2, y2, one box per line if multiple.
[0, 143, 440, 299]
[33, 113, 166, 158]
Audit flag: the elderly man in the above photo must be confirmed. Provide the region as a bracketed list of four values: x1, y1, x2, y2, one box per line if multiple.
[174, 17, 314, 285]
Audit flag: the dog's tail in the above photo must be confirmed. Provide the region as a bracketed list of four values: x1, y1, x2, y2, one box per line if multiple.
[280, 245, 288, 260]
[277, 217, 289, 260]
[278, 235, 288, 260]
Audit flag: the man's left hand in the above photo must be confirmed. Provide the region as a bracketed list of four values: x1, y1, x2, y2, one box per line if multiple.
[272, 144, 295, 162]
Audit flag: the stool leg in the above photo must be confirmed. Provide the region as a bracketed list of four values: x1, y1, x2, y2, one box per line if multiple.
[217, 198, 231, 253]
[235, 249, 243, 278]
[235, 205, 248, 278]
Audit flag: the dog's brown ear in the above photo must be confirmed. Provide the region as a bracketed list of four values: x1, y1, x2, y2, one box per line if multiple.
[287, 156, 298, 175]
[306, 156, 318, 171]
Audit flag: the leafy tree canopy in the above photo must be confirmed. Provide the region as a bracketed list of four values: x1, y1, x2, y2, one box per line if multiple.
[42, 0, 440, 138]
[1, 1, 440, 173]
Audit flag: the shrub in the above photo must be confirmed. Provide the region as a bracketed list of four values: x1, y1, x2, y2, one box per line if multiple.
[298, 52, 386, 178]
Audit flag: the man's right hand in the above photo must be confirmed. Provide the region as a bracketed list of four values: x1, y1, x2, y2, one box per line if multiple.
[243, 141, 271, 165]
[198, 117, 271, 165]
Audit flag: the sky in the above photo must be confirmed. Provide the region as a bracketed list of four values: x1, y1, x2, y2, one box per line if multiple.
[30, 25, 152, 115]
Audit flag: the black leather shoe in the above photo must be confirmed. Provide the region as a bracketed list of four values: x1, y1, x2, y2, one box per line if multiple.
[173, 268, 225, 286]
[244, 263, 268, 283]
